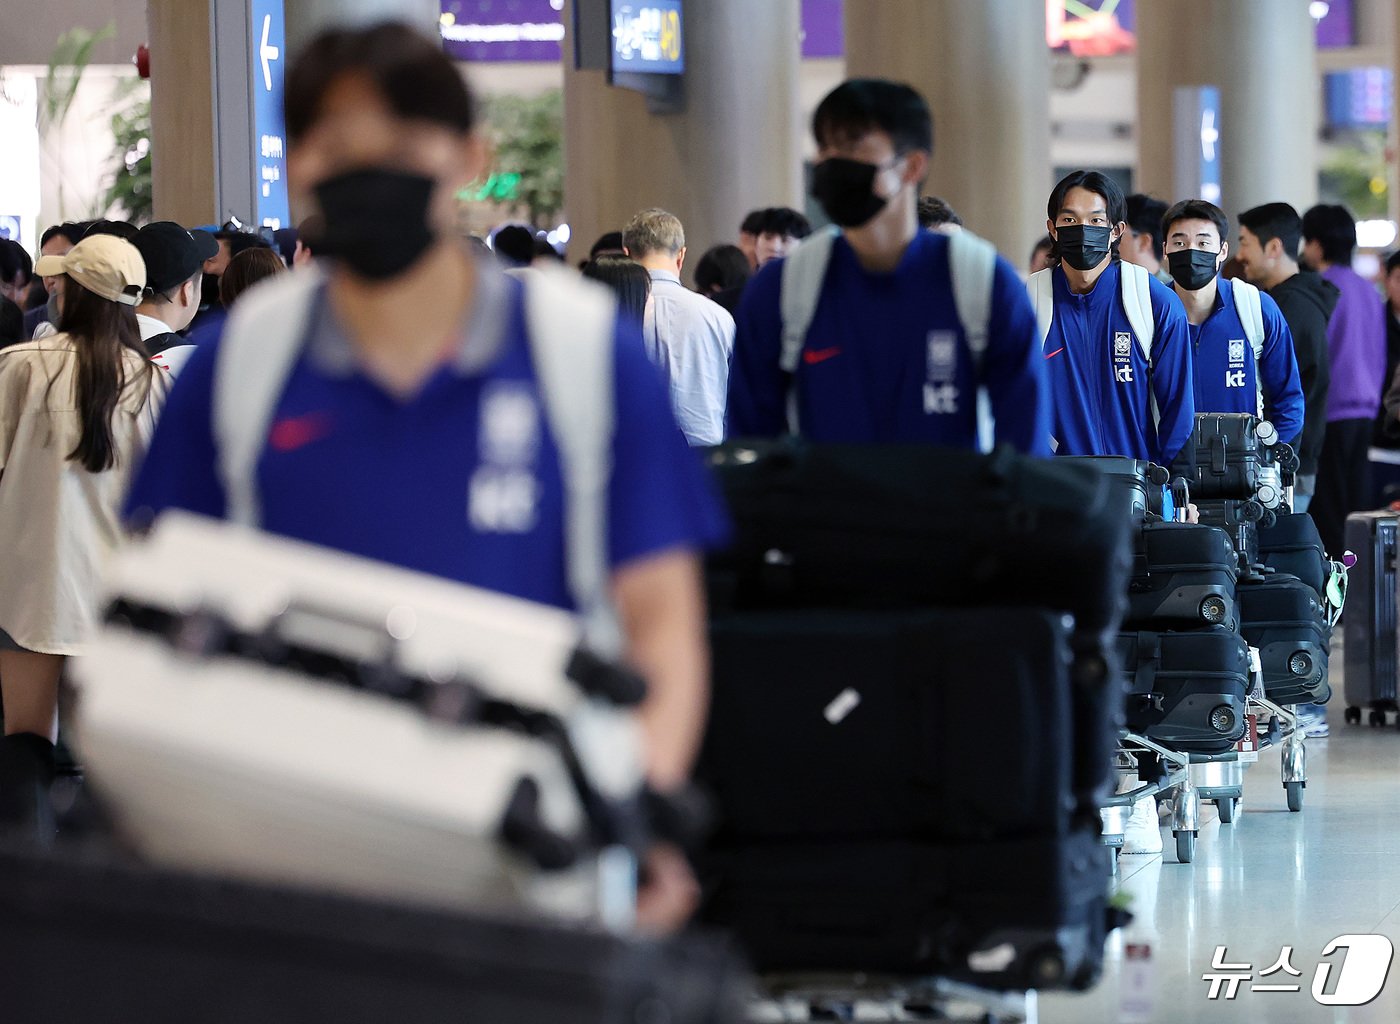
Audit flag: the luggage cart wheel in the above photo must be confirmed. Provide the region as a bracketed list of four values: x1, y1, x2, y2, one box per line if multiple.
[1345, 706, 1362, 726]
[1369, 709, 1387, 728]
[1174, 829, 1196, 863]
[1285, 781, 1305, 812]
[1217, 796, 1238, 824]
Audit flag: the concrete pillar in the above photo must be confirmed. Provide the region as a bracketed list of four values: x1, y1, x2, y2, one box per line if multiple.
[562, 0, 803, 278]
[1137, 0, 1318, 219]
[843, 0, 1051, 265]
[284, 0, 441, 56]
[148, 0, 217, 224]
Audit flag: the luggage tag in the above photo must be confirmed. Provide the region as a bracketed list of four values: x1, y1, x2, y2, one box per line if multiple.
[1236, 714, 1261, 763]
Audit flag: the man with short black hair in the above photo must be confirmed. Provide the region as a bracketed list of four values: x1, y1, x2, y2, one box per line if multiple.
[728, 78, 1047, 452]
[1162, 198, 1303, 448]
[1031, 170, 1195, 470]
[132, 221, 220, 375]
[624, 207, 735, 445]
[1236, 202, 1335, 514]
[1122, 194, 1172, 285]
[753, 207, 812, 266]
[917, 195, 963, 234]
[1299, 203, 1384, 559]
[737, 209, 766, 270]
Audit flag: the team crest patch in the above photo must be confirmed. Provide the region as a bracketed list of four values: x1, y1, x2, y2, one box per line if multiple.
[1114, 333, 1131, 357]
[1229, 339, 1246, 363]
[927, 332, 958, 372]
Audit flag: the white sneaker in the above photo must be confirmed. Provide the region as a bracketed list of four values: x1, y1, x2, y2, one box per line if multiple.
[1121, 796, 1164, 854]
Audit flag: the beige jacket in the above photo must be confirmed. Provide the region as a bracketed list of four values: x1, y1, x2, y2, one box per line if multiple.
[0, 336, 168, 654]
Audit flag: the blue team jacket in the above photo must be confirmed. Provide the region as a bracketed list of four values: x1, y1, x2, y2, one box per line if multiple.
[1043, 262, 1196, 466]
[1188, 278, 1305, 448]
[727, 230, 1051, 454]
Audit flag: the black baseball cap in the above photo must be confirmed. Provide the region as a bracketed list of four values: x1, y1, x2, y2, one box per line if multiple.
[133, 221, 220, 295]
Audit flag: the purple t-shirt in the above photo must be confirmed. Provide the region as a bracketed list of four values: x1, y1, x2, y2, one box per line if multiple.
[1321, 264, 1386, 421]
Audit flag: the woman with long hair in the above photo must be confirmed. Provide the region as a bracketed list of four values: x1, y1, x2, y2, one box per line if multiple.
[0, 235, 167, 836]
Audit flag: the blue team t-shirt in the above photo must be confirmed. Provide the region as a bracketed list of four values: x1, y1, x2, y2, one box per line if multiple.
[124, 268, 729, 610]
[1186, 277, 1304, 448]
[1042, 262, 1196, 466]
[726, 230, 1051, 454]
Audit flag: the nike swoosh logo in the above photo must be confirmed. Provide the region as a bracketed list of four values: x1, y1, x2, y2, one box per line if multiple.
[1045, 347, 1065, 360]
[804, 346, 842, 365]
[269, 413, 334, 453]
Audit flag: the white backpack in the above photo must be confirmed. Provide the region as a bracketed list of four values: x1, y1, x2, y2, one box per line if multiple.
[778, 226, 1000, 451]
[1028, 264, 1269, 428]
[212, 265, 623, 657]
[1029, 260, 1159, 441]
[1223, 277, 1268, 418]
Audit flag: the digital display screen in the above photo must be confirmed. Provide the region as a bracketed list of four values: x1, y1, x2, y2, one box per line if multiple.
[1324, 67, 1391, 128]
[610, 1, 684, 75]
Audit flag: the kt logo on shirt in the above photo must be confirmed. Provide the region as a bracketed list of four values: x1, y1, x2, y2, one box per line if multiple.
[1113, 332, 1134, 384]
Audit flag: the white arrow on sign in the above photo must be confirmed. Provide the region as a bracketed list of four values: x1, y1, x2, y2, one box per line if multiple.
[259, 15, 279, 92]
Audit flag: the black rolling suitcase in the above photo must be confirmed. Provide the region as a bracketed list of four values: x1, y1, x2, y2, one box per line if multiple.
[1057, 455, 1171, 519]
[1343, 510, 1400, 722]
[1237, 571, 1331, 706]
[1117, 628, 1250, 753]
[706, 441, 1132, 638]
[1176, 413, 1295, 508]
[698, 607, 1075, 843]
[0, 843, 749, 1024]
[1195, 498, 1270, 569]
[696, 607, 1112, 993]
[1125, 521, 1240, 630]
[700, 831, 1112, 992]
[1258, 511, 1330, 600]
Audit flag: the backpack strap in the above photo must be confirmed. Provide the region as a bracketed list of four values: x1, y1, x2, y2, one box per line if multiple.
[214, 267, 325, 528]
[522, 268, 622, 658]
[778, 226, 839, 375]
[1029, 267, 1055, 346]
[947, 231, 999, 452]
[1119, 260, 1159, 431]
[1228, 277, 1267, 418]
[1118, 260, 1156, 365]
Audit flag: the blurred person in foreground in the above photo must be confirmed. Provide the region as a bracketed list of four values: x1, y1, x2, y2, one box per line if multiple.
[123, 22, 725, 931]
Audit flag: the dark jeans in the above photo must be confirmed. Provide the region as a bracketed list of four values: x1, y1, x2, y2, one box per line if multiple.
[1311, 417, 1372, 559]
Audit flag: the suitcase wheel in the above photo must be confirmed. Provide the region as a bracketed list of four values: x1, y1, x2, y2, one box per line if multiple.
[1369, 709, 1388, 728]
[1174, 829, 1197, 863]
[1345, 706, 1361, 726]
[1199, 596, 1229, 625]
[1285, 781, 1305, 813]
[1216, 796, 1238, 824]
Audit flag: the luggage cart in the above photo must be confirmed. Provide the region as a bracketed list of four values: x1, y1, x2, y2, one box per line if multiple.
[749, 974, 1037, 1023]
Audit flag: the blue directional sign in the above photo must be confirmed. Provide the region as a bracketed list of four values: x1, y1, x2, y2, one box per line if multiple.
[610, 1, 684, 75]
[250, 0, 290, 229]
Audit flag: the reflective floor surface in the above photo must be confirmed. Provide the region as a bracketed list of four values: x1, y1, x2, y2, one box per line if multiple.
[1042, 686, 1400, 1024]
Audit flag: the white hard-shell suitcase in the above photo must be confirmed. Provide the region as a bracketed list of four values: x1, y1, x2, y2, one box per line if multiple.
[72, 512, 646, 925]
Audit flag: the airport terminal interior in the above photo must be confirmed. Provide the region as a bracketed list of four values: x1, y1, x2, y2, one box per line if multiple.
[5, 1, 1400, 1022]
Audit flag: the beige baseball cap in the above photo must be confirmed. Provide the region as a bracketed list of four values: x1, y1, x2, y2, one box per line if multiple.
[35, 234, 146, 306]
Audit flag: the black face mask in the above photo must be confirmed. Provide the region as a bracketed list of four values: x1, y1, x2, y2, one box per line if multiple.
[201, 273, 222, 309]
[810, 157, 890, 229]
[315, 168, 438, 281]
[1168, 248, 1222, 291]
[1055, 224, 1114, 272]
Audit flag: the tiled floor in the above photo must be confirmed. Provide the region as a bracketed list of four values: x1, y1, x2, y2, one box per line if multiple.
[1042, 688, 1400, 1023]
